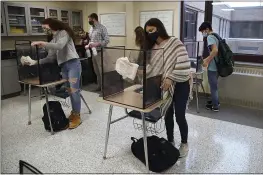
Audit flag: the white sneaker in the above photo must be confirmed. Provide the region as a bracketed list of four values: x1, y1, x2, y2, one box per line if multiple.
[179, 143, 189, 158]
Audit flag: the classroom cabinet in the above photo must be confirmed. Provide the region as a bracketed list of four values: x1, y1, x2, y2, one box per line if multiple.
[1, 59, 21, 96]
[2, 2, 83, 36]
[4, 3, 30, 36]
[28, 6, 47, 35]
[71, 10, 83, 32]
[47, 7, 60, 20]
[61, 9, 70, 26]
[1, 2, 7, 36]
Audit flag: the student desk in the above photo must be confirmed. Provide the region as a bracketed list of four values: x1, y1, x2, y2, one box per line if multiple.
[19, 78, 67, 135]
[97, 85, 164, 173]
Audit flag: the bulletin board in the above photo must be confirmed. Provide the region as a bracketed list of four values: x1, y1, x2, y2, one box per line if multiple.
[100, 13, 126, 36]
[140, 10, 174, 36]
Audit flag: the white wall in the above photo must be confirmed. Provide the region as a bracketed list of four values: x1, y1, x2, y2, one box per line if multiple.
[134, 1, 181, 39]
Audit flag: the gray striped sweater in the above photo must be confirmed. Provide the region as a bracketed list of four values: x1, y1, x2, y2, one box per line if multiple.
[146, 37, 190, 116]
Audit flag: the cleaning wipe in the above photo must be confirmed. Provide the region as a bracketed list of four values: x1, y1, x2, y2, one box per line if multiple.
[20, 56, 36, 66]
[115, 57, 139, 81]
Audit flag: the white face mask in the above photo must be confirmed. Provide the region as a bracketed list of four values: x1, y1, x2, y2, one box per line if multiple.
[202, 32, 208, 37]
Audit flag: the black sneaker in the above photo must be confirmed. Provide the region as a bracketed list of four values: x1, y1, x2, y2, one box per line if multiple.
[206, 100, 220, 107]
[206, 104, 219, 112]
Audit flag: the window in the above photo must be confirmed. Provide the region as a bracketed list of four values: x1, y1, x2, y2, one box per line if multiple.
[184, 8, 197, 41]
[230, 21, 263, 39]
[212, 2, 263, 63]
[181, 1, 263, 63]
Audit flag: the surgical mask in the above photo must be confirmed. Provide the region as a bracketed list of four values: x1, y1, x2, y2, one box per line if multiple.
[43, 28, 52, 35]
[148, 31, 159, 43]
[202, 32, 208, 37]
[89, 21, 94, 26]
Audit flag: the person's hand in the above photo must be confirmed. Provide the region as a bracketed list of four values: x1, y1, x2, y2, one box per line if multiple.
[31, 41, 47, 47]
[202, 58, 210, 68]
[85, 45, 90, 50]
[83, 39, 88, 44]
[161, 78, 173, 91]
[89, 42, 100, 48]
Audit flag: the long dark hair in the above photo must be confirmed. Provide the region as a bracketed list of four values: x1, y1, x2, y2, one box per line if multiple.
[42, 18, 75, 40]
[144, 18, 170, 50]
[134, 26, 145, 48]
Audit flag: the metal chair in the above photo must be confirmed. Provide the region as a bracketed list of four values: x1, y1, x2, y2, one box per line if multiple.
[192, 70, 206, 113]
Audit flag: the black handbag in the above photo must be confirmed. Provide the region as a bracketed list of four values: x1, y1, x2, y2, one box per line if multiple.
[131, 135, 180, 172]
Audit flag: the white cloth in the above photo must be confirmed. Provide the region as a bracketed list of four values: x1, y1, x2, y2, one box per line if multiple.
[115, 57, 139, 81]
[20, 56, 36, 66]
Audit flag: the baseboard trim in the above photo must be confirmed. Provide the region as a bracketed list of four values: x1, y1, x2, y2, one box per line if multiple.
[1, 92, 21, 100]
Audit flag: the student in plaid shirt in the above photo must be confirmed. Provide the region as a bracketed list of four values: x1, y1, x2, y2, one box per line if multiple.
[87, 13, 110, 93]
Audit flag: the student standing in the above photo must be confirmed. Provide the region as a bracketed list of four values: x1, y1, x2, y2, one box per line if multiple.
[28, 18, 82, 129]
[143, 18, 190, 157]
[87, 13, 110, 93]
[199, 22, 220, 112]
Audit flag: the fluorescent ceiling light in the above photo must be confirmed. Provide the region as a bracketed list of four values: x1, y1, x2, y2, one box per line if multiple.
[221, 8, 235, 11]
[212, 2, 227, 5]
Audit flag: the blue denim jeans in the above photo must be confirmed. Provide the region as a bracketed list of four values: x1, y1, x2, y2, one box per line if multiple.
[61, 59, 82, 113]
[208, 71, 219, 108]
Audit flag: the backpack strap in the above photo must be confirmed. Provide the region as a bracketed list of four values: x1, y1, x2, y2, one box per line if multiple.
[210, 33, 223, 41]
[209, 33, 221, 65]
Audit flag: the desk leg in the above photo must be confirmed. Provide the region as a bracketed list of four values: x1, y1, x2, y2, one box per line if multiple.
[28, 84, 32, 125]
[103, 105, 113, 159]
[44, 87, 54, 135]
[80, 92, 92, 114]
[140, 112, 149, 173]
[24, 84, 27, 96]
[195, 83, 199, 113]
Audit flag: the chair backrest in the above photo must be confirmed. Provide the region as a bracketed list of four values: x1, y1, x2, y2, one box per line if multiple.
[19, 160, 43, 174]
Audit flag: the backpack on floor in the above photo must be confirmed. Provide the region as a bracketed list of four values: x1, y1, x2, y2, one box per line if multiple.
[211, 33, 234, 77]
[131, 135, 180, 172]
[42, 101, 69, 132]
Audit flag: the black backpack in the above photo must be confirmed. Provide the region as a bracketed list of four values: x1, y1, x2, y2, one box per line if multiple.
[211, 33, 234, 77]
[131, 135, 180, 172]
[42, 101, 69, 132]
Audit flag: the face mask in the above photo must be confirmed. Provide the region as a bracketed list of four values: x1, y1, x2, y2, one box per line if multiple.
[202, 32, 208, 37]
[148, 31, 159, 43]
[43, 28, 52, 35]
[89, 21, 94, 26]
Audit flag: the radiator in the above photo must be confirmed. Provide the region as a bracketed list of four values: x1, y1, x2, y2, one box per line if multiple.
[218, 65, 263, 110]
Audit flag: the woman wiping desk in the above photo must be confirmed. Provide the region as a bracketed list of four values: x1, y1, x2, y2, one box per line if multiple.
[23, 18, 82, 130]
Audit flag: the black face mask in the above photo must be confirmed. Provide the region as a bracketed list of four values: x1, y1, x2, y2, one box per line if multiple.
[89, 21, 94, 26]
[148, 31, 159, 43]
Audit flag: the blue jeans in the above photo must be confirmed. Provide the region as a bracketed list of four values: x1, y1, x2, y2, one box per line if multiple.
[61, 59, 82, 113]
[208, 71, 219, 108]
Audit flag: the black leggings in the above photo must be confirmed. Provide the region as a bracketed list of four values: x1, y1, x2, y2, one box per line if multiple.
[165, 80, 190, 144]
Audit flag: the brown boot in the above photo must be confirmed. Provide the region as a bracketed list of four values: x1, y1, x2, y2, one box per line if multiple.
[68, 111, 75, 121]
[69, 112, 82, 129]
